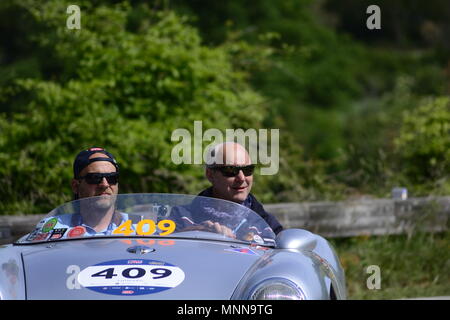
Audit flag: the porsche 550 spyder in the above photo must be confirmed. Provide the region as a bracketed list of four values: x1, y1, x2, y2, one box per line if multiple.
[0, 193, 346, 300]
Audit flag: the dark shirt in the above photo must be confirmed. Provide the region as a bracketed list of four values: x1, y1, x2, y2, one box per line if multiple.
[197, 187, 283, 235]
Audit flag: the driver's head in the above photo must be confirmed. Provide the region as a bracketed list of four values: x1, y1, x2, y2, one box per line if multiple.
[205, 142, 254, 204]
[71, 147, 119, 200]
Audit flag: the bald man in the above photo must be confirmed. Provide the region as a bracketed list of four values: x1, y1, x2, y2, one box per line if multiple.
[199, 142, 283, 234]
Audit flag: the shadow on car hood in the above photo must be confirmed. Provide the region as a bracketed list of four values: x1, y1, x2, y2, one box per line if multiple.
[20, 237, 269, 299]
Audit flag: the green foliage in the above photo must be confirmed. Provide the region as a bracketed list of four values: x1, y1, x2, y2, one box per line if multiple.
[332, 230, 450, 299]
[395, 96, 450, 193]
[0, 0, 275, 213]
[337, 77, 419, 196]
[173, 0, 368, 159]
[0, 0, 448, 214]
[328, 69, 450, 198]
[172, 0, 450, 198]
[174, 0, 449, 163]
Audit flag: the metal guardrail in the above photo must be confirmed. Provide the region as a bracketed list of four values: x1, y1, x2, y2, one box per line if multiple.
[0, 196, 449, 244]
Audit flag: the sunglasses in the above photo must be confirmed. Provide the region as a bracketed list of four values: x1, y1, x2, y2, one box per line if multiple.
[210, 165, 255, 177]
[78, 172, 119, 185]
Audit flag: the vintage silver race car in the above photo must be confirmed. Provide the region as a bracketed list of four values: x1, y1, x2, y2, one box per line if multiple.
[0, 193, 346, 300]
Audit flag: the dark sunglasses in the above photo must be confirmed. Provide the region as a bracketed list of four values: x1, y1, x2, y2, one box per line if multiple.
[78, 172, 119, 185]
[210, 165, 255, 177]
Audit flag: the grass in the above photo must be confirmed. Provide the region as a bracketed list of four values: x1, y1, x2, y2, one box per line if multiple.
[330, 230, 450, 299]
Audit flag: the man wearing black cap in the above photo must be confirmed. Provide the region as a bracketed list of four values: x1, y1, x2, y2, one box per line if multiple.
[27, 147, 129, 238]
[72, 147, 120, 200]
[68, 147, 123, 234]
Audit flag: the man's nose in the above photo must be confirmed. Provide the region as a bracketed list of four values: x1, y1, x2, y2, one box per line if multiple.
[98, 177, 109, 186]
[235, 170, 246, 181]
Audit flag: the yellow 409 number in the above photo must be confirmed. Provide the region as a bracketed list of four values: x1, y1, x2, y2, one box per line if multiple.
[112, 219, 176, 236]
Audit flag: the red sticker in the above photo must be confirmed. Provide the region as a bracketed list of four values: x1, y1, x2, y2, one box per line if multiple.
[224, 248, 256, 255]
[33, 233, 50, 241]
[250, 243, 271, 251]
[68, 226, 86, 238]
[122, 290, 134, 295]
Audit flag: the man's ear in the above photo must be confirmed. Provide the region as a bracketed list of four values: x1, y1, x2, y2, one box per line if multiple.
[71, 178, 79, 195]
[205, 168, 214, 184]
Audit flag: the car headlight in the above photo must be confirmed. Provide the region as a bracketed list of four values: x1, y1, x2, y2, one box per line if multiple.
[248, 278, 306, 300]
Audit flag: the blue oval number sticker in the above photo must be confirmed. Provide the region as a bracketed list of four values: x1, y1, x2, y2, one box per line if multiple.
[78, 259, 185, 296]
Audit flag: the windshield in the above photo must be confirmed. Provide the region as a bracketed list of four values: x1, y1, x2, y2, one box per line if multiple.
[15, 193, 276, 246]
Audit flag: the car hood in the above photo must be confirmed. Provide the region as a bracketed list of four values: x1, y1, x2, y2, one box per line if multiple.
[20, 237, 269, 299]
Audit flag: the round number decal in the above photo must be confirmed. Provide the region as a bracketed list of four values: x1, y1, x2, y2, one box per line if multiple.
[77, 259, 185, 296]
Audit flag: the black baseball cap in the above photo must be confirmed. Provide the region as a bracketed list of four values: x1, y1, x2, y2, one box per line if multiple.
[73, 147, 119, 178]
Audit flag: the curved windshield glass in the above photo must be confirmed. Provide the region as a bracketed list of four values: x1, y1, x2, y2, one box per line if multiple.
[15, 193, 276, 246]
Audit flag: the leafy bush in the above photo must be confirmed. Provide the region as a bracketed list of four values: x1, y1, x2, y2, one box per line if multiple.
[1, 0, 448, 215]
[394, 96, 450, 194]
[0, 1, 274, 213]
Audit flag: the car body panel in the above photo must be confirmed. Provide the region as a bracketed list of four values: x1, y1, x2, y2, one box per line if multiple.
[20, 237, 269, 299]
[0, 245, 26, 300]
[0, 194, 346, 300]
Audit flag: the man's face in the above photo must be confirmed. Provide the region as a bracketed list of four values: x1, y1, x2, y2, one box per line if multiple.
[71, 155, 119, 200]
[206, 145, 253, 204]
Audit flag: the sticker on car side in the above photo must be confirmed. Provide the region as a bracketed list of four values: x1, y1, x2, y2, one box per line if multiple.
[224, 248, 256, 255]
[77, 259, 185, 296]
[41, 218, 58, 232]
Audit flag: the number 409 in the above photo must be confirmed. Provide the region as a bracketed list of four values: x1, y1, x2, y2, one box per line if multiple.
[113, 219, 175, 236]
[92, 267, 171, 279]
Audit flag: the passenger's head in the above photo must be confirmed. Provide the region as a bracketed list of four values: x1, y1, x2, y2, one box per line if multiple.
[205, 142, 254, 204]
[71, 147, 119, 200]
